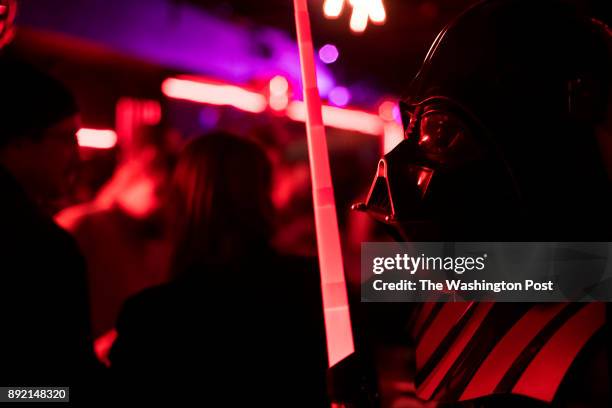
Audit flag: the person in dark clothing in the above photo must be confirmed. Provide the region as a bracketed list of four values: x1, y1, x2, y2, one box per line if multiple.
[0, 57, 101, 400]
[355, 1, 611, 407]
[110, 132, 329, 406]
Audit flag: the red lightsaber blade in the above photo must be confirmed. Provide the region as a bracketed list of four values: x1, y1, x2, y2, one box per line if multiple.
[293, 0, 355, 367]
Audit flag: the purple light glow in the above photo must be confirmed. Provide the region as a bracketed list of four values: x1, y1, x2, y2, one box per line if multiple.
[318, 44, 339, 64]
[392, 104, 402, 123]
[198, 107, 220, 129]
[329, 86, 350, 107]
[17, 0, 336, 97]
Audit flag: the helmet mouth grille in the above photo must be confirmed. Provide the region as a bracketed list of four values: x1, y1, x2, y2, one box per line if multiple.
[366, 176, 394, 220]
[352, 159, 396, 223]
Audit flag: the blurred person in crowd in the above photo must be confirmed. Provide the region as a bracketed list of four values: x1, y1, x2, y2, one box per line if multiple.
[271, 145, 317, 256]
[247, 123, 318, 257]
[109, 132, 328, 406]
[56, 116, 175, 340]
[0, 56, 102, 399]
[0, 0, 16, 50]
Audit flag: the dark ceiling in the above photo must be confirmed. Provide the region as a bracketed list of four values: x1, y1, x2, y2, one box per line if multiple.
[171, 0, 609, 102]
[171, 0, 479, 99]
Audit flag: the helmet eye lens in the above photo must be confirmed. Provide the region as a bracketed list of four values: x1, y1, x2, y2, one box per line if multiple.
[418, 111, 466, 154]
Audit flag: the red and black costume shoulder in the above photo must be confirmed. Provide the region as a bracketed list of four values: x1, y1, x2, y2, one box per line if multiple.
[411, 302, 606, 405]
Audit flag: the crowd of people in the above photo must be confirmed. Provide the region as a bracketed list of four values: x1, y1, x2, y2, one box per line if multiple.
[0, 55, 331, 405]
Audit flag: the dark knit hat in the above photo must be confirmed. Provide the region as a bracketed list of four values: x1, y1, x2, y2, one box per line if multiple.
[0, 56, 78, 147]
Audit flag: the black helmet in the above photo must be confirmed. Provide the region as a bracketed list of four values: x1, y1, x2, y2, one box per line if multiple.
[356, 0, 612, 240]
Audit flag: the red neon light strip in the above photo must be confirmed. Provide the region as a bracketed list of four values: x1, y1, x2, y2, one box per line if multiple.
[77, 128, 118, 149]
[286, 101, 383, 136]
[161, 77, 267, 113]
[293, 0, 355, 368]
[161, 79, 387, 136]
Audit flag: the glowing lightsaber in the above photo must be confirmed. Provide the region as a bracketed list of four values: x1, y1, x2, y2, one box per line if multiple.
[293, 0, 355, 367]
